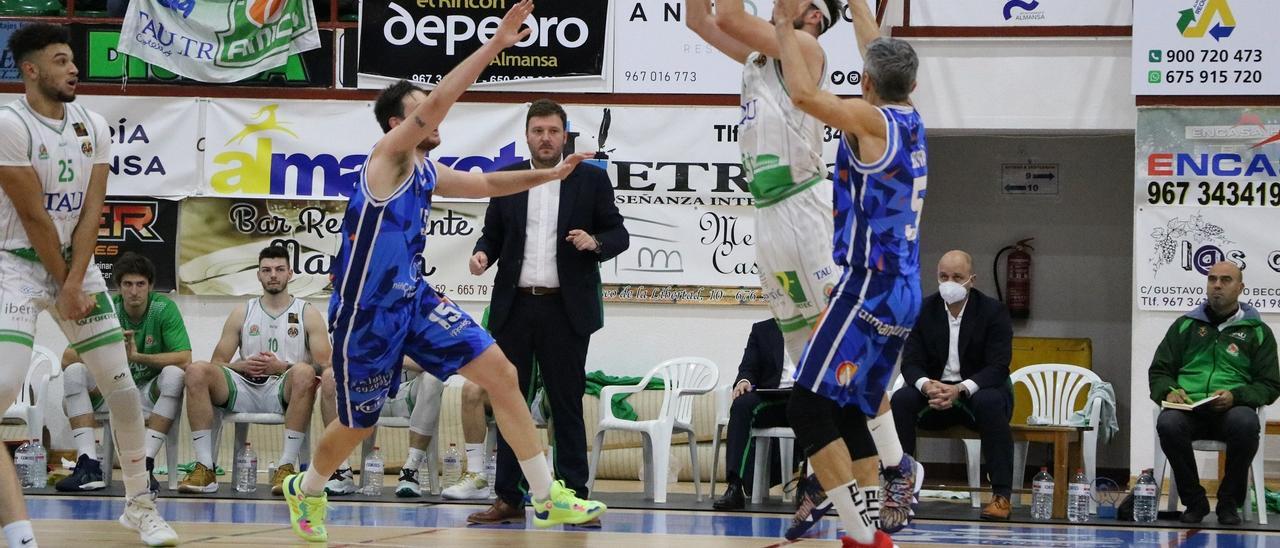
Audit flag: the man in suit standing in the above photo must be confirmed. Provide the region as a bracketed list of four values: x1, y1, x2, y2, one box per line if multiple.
[713, 318, 793, 510]
[890, 250, 1014, 520]
[467, 99, 629, 525]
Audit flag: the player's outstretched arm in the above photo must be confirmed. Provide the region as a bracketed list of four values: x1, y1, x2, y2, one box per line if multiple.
[849, 0, 880, 57]
[717, 0, 823, 66]
[373, 0, 533, 163]
[434, 152, 593, 199]
[773, 1, 883, 142]
[686, 0, 751, 63]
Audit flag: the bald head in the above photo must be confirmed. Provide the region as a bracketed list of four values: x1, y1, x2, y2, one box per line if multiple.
[1206, 261, 1244, 315]
[937, 250, 974, 282]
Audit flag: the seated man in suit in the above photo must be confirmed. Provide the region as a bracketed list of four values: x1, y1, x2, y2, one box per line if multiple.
[1151, 260, 1280, 526]
[891, 250, 1014, 520]
[713, 318, 793, 510]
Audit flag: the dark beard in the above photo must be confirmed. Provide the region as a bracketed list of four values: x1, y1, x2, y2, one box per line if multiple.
[42, 80, 74, 102]
[263, 285, 284, 295]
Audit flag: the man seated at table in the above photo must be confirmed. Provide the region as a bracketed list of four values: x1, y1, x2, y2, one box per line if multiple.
[1151, 260, 1280, 525]
[891, 250, 1014, 520]
[713, 318, 794, 510]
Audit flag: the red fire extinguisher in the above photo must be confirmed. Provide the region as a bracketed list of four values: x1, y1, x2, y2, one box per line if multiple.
[995, 238, 1034, 319]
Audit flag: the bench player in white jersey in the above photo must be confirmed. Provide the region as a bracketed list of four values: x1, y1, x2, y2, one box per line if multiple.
[686, 0, 920, 537]
[0, 23, 178, 547]
[179, 245, 328, 496]
[773, 1, 927, 546]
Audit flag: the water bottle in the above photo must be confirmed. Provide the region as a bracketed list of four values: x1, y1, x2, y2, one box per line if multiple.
[1031, 467, 1054, 521]
[485, 449, 498, 499]
[14, 440, 33, 489]
[442, 444, 462, 487]
[361, 446, 384, 496]
[95, 439, 104, 463]
[267, 461, 277, 484]
[1133, 468, 1159, 523]
[235, 443, 258, 493]
[1068, 468, 1090, 523]
[28, 439, 46, 488]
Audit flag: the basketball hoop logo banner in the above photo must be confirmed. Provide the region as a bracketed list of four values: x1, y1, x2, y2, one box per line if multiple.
[117, 0, 321, 83]
[357, 1, 607, 88]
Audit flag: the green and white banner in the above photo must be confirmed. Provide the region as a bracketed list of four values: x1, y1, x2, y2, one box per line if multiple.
[117, 0, 320, 83]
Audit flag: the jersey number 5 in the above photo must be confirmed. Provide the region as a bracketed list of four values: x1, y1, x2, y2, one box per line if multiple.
[904, 175, 927, 242]
[429, 301, 463, 330]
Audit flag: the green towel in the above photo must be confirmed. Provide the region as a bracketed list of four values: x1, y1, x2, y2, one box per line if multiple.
[585, 371, 666, 421]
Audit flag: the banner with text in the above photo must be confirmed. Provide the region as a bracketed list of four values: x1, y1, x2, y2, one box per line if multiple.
[912, 0, 1131, 26]
[1135, 107, 1280, 312]
[117, 0, 320, 83]
[97, 197, 180, 291]
[613, 0, 872, 95]
[357, 1, 608, 88]
[1133, 0, 1277, 95]
[70, 96, 200, 197]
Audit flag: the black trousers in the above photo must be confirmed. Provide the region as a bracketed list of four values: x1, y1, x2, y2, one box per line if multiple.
[493, 292, 591, 506]
[890, 385, 1014, 497]
[723, 391, 790, 488]
[1156, 406, 1260, 509]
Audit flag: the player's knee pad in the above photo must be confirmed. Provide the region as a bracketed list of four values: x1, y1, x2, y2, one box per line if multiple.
[62, 362, 95, 417]
[0, 344, 28, 409]
[410, 376, 445, 434]
[151, 366, 185, 420]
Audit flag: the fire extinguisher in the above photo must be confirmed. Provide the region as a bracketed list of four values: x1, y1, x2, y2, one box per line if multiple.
[995, 238, 1034, 319]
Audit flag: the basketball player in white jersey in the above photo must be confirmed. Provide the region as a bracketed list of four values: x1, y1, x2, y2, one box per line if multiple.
[686, 0, 920, 536]
[179, 245, 329, 496]
[0, 23, 178, 547]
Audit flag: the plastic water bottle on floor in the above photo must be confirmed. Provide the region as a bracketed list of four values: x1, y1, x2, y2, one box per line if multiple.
[28, 439, 46, 488]
[235, 443, 258, 493]
[15, 440, 33, 489]
[1133, 468, 1158, 523]
[442, 444, 462, 487]
[1068, 468, 1090, 523]
[485, 449, 498, 499]
[361, 446, 384, 496]
[1031, 467, 1054, 521]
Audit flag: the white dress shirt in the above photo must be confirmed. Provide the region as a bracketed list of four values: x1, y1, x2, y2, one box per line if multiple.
[779, 351, 796, 389]
[916, 298, 980, 397]
[518, 179, 562, 288]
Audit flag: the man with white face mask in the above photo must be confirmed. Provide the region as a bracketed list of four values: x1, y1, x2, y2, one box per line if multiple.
[890, 250, 1015, 520]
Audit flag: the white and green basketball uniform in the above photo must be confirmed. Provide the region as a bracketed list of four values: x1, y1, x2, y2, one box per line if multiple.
[221, 297, 313, 414]
[739, 52, 840, 359]
[0, 98, 119, 359]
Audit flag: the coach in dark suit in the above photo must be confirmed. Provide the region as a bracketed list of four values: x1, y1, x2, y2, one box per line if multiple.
[466, 99, 629, 525]
[713, 318, 793, 510]
[891, 250, 1015, 520]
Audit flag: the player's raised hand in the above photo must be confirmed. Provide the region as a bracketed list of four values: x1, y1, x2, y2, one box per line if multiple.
[492, 0, 534, 48]
[553, 152, 593, 179]
[773, 0, 800, 26]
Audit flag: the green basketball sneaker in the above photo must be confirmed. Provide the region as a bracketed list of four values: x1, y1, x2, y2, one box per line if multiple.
[531, 480, 606, 528]
[283, 474, 329, 542]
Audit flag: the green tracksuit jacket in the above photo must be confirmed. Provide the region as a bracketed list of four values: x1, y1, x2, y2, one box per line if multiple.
[1148, 302, 1280, 407]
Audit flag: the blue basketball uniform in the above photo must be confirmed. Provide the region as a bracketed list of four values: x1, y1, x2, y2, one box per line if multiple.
[328, 155, 494, 428]
[796, 105, 928, 414]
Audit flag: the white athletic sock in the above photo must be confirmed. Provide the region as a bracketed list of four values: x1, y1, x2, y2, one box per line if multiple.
[518, 452, 552, 501]
[868, 412, 905, 466]
[300, 467, 327, 496]
[281, 430, 305, 467]
[405, 447, 426, 471]
[338, 456, 351, 471]
[3, 520, 36, 548]
[191, 430, 213, 468]
[862, 484, 882, 530]
[464, 443, 485, 474]
[828, 480, 875, 544]
[72, 427, 97, 461]
[144, 429, 166, 460]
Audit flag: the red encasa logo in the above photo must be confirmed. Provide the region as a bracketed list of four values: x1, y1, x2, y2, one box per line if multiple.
[247, 0, 287, 27]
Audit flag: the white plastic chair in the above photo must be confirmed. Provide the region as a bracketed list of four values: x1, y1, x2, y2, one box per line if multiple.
[587, 357, 718, 503]
[709, 384, 732, 496]
[749, 426, 795, 504]
[1009, 363, 1103, 514]
[889, 374, 997, 509]
[210, 412, 311, 488]
[2, 345, 59, 442]
[361, 416, 440, 495]
[98, 411, 181, 490]
[1152, 406, 1267, 524]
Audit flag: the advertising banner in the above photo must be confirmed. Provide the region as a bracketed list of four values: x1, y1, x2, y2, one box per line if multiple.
[1133, 0, 1277, 95]
[912, 0, 1131, 26]
[96, 197, 180, 291]
[73, 96, 202, 197]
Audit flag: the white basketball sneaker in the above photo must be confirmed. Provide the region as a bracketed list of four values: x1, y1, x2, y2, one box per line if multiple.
[442, 472, 491, 500]
[119, 493, 179, 546]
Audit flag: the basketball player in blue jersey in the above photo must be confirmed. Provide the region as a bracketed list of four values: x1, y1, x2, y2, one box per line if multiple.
[771, 1, 926, 546]
[279, 1, 605, 542]
[688, 0, 921, 539]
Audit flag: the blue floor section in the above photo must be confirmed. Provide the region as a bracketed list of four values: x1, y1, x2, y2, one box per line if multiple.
[24, 496, 1280, 546]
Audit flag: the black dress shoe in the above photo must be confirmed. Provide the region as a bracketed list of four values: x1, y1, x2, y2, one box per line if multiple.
[1217, 505, 1242, 525]
[1180, 498, 1211, 524]
[713, 480, 746, 510]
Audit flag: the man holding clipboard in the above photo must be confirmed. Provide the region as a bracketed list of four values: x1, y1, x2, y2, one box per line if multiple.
[1150, 261, 1280, 526]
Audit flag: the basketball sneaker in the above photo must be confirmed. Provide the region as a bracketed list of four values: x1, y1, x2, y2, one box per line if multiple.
[176, 462, 218, 494]
[880, 454, 923, 533]
[531, 480, 606, 528]
[283, 474, 328, 543]
[786, 473, 833, 540]
[55, 454, 106, 492]
[119, 492, 179, 546]
[442, 471, 490, 500]
[395, 468, 422, 498]
[324, 467, 357, 496]
[270, 463, 296, 496]
[841, 530, 895, 548]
